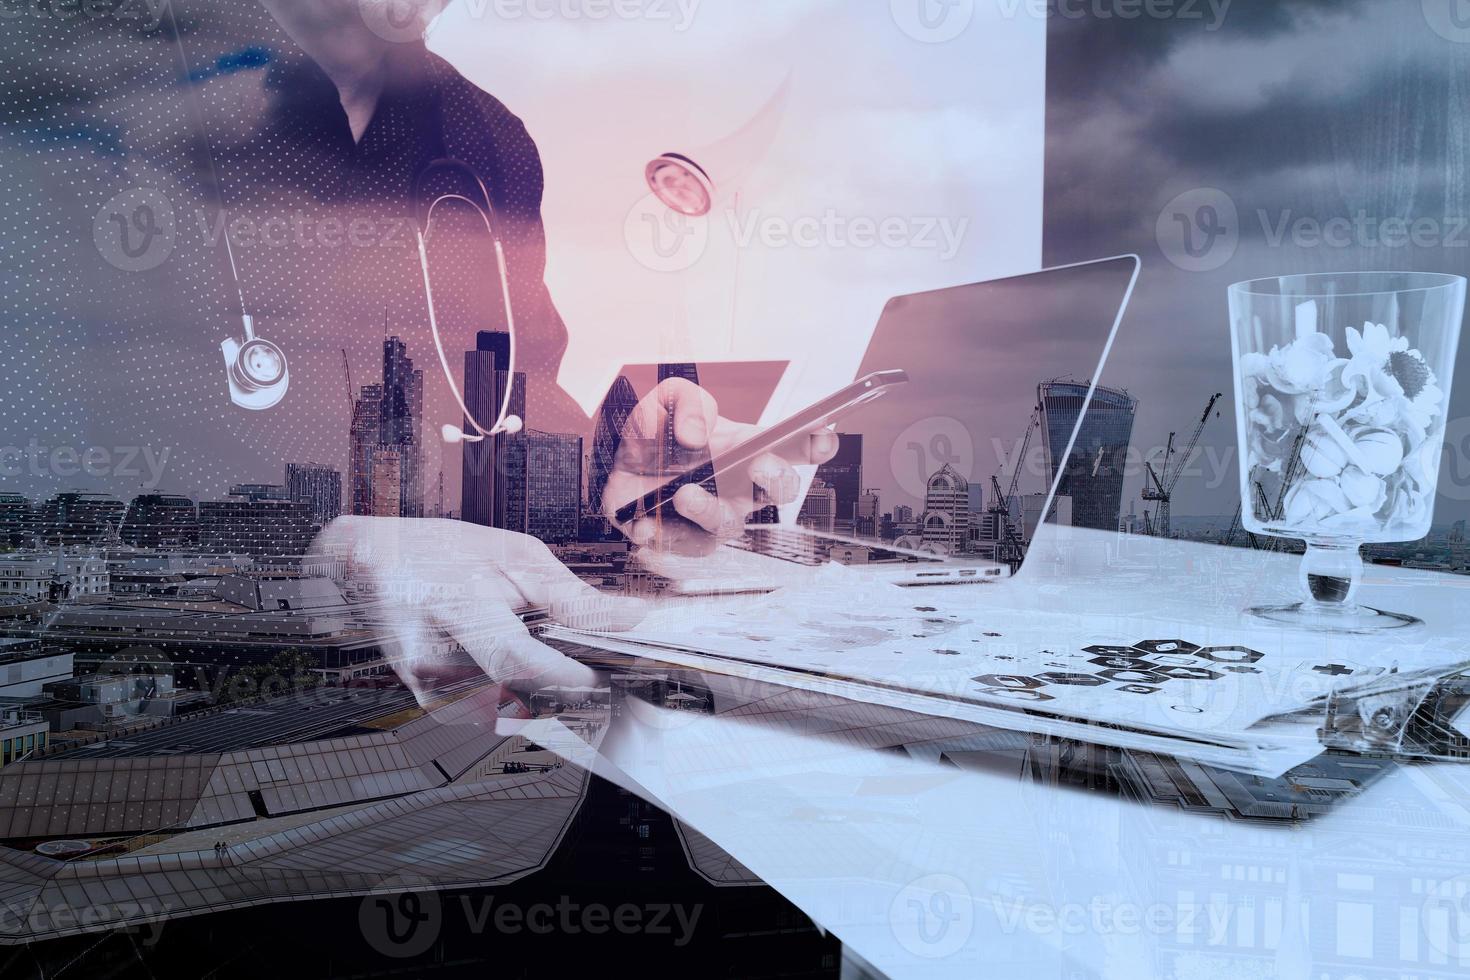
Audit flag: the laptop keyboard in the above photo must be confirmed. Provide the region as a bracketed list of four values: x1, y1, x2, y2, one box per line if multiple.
[726, 527, 829, 566]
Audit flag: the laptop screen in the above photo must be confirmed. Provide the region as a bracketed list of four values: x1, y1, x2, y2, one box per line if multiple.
[592, 256, 1138, 580]
[838, 255, 1140, 571]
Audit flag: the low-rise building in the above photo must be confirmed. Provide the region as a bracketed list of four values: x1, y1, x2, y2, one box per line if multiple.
[0, 708, 47, 767]
[0, 553, 108, 601]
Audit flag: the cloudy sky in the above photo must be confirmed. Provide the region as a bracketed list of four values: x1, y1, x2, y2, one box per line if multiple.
[1044, 0, 1470, 523]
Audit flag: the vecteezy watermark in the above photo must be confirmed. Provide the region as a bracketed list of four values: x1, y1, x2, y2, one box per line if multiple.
[196, 209, 418, 253]
[1155, 187, 1239, 273]
[1421, 874, 1470, 959]
[890, 874, 975, 959]
[0, 0, 169, 28]
[1157, 188, 1470, 272]
[94, 187, 176, 273]
[360, 884, 705, 958]
[0, 898, 169, 944]
[892, 0, 1231, 42]
[624, 196, 970, 273]
[0, 441, 171, 487]
[989, 894, 1240, 942]
[1440, 416, 1470, 503]
[357, 0, 701, 43]
[890, 417, 977, 499]
[994, 0, 1232, 28]
[890, 0, 975, 43]
[1422, 0, 1470, 44]
[886, 418, 1243, 500]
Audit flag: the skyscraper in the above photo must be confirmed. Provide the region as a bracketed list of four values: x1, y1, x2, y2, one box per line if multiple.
[656, 363, 717, 506]
[657, 363, 701, 386]
[285, 463, 343, 527]
[920, 463, 970, 555]
[815, 434, 863, 535]
[381, 338, 424, 518]
[370, 451, 402, 519]
[797, 479, 837, 534]
[526, 431, 583, 544]
[588, 375, 639, 523]
[968, 482, 986, 518]
[1040, 382, 1138, 533]
[856, 489, 881, 539]
[461, 331, 528, 532]
[349, 383, 383, 517]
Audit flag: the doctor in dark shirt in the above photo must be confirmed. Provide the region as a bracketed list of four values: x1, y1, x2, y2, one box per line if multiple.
[248, 1, 837, 695]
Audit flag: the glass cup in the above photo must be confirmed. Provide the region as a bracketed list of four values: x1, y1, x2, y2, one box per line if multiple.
[1229, 272, 1466, 632]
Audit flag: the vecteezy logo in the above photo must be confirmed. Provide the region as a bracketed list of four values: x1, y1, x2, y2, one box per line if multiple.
[1421, 874, 1470, 958]
[1156, 187, 1239, 273]
[1423, 0, 1470, 43]
[889, 873, 974, 959]
[890, 0, 975, 43]
[624, 192, 710, 273]
[93, 187, 176, 272]
[221, 314, 290, 411]
[889, 417, 974, 499]
[357, 0, 448, 43]
[358, 879, 442, 959]
[1438, 414, 1470, 502]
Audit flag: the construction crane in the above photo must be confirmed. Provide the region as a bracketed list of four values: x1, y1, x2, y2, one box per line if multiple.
[341, 349, 355, 417]
[1220, 426, 1309, 552]
[988, 404, 1043, 572]
[1141, 392, 1223, 538]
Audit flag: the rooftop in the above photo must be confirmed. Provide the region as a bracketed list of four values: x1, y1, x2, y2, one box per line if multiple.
[60, 683, 431, 759]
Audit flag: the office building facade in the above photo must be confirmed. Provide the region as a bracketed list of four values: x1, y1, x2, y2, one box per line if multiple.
[588, 375, 639, 523]
[798, 479, 837, 534]
[380, 338, 424, 518]
[285, 463, 343, 527]
[526, 431, 583, 544]
[120, 493, 199, 550]
[37, 493, 126, 545]
[198, 496, 316, 557]
[814, 434, 863, 534]
[349, 383, 383, 517]
[856, 489, 881, 539]
[921, 463, 970, 555]
[1040, 382, 1138, 533]
[462, 331, 528, 532]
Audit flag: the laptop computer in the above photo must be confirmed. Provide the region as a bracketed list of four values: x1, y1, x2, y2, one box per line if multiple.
[631, 255, 1143, 593]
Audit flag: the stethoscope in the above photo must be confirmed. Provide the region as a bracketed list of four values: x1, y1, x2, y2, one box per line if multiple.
[417, 153, 714, 445]
[415, 158, 524, 443]
[164, 4, 291, 412]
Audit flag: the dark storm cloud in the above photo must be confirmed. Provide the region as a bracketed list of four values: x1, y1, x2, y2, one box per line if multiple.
[1044, 0, 1470, 522]
[1144, 60, 1459, 184]
[1046, 0, 1375, 109]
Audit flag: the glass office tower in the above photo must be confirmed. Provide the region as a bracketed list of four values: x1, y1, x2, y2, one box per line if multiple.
[1040, 382, 1137, 533]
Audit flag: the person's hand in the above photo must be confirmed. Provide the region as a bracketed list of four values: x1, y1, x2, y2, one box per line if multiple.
[314, 518, 647, 702]
[601, 378, 840, 555]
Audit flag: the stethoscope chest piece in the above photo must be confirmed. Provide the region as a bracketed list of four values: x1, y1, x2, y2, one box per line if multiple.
[222, 314, 290, 411]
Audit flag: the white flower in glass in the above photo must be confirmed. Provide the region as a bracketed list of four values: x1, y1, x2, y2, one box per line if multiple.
[1284, 479, 1352, 524]
[1340, 322, 1445, 445]
[1264, 331, 1335, 395]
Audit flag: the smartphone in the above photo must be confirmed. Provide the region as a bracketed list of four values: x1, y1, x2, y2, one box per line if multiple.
[613, 369, 909, 526]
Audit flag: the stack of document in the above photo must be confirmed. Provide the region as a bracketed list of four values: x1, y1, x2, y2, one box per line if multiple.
[545, 569, 1470, 778]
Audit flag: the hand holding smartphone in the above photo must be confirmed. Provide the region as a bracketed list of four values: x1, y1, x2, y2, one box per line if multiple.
[612, 370, 909, 527]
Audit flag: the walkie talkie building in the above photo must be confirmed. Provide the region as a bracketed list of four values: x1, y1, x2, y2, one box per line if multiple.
[1040, 382, 1138, 533]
